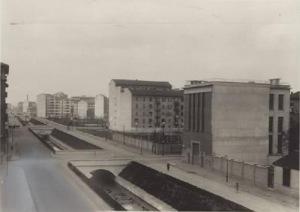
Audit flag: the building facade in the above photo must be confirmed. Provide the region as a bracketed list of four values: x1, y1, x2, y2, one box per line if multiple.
[77, 100, 88, 119]
[37, 92, 71, 118]
[182, 79, 290, 165]
[268, 79, 291, 162]
[0, 63, 9, 163]
[109, 79, 184, 133]
[70, 96, 95, 119]
[95, 94, 109, 120]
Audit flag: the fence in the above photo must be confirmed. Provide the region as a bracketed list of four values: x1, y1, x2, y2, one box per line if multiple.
[112, 132, 182, 155]
[190, 153, 271, 188]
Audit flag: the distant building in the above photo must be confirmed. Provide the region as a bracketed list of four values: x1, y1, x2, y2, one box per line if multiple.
[22, 96, 37, 117]
[95, 94, 109, 121]
[70, 96, 95, 119]
[109, 79, 184, 132]
[37, 92, 71, 118]
[290, 91, 299, 114]
[77, 100, 88, 119]
[273, 152, 299, 198]
[17, 102, 23, 114]
[182, 79, 290, 164]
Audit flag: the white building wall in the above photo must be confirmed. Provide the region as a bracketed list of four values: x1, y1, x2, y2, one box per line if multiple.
[109, 81, 132, 131]
[274, 166, 299, 198]
[37, 94, 47, 118]
[95, 94, 105, 119]
[78, 100, 88, 119]
[212, 83, 270, 164]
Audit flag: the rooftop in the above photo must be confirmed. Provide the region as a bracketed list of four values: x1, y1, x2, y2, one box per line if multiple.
[184, 78, 290, 90]
[112, 79, 172, 88]
[130, 88, 183, 97]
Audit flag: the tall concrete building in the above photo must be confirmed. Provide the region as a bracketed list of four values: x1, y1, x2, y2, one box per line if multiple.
[0, 63, 9, 159]
[182, 79, 290, 164]
[37, 92, 71, 118]
[95, 94, 109, 120]
[77, 100, 88, 119]
[70, 96, 95, 119]
[22, 96, 37, 117]
[109, 79, 184, 133]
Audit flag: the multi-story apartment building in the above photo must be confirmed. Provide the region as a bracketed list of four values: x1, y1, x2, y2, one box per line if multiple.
[95, 94, 109, 121]
[109, 79, 184, 133]
[77, 100, 88, 119]
[37, 92, 71, 118]
[182, 79, 290, 165]
[22, 97, 37, 117]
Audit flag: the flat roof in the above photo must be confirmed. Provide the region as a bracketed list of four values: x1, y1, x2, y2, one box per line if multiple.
[130, 88, 183, 97]
[112, 79, 172, 88]
[184, 80, 290, 90]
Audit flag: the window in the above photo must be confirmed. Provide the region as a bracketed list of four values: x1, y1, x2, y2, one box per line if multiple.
[269, 135, 273, 154]
[149, 97, 152, 101]
[278, 134, 283, 154]
[278, 117, 284, 132]
[278, 94, 284, 110]
[269, 117, 273, 132]
[149, 104, 153, 109]
[282, 168, 291, 187]
[269, 94, 274, 110]
[136, 104, 138, 109]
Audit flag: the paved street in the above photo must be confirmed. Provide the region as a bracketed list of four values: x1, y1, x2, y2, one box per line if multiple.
[0, 126, 100, 212]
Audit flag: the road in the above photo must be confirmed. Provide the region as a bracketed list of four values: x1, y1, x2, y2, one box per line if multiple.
[1, 126, 99, 212]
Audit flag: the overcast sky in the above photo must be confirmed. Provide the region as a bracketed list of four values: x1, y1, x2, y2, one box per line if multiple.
[1, 0, 299, 105]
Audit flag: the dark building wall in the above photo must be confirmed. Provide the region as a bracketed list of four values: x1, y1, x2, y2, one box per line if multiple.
[183, 92, 212, 155]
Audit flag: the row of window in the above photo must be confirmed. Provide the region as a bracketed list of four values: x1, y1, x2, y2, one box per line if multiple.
[186, 92, 209, 132]
[135, 103, 183, 109]
[135, 96, 183, 102]
[269, 94, 284, 110]
[268, 116, 284, 133]
[268, 134, 283, 154]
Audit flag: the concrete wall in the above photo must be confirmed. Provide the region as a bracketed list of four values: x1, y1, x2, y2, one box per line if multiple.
[37, 94, 47, 118]
[274, 166, 299, 198]
[212, 83, 269, 164]
[95, 94, 108, 120]
[78, 100, 88, 119]
[109, 81, 132, 131]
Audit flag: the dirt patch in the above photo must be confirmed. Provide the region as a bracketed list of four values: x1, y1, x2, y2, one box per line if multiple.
[51, 129, 102, 150]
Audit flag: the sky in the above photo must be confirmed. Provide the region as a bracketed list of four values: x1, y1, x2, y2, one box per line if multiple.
[1, 0, 299, 105]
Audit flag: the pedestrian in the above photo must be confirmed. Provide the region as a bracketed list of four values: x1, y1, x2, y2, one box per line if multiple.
[167, 163, 170, 171]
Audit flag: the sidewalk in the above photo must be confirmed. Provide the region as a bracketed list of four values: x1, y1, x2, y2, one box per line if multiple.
[173, 161, 299, 207]
[143, 161, 299, 212]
